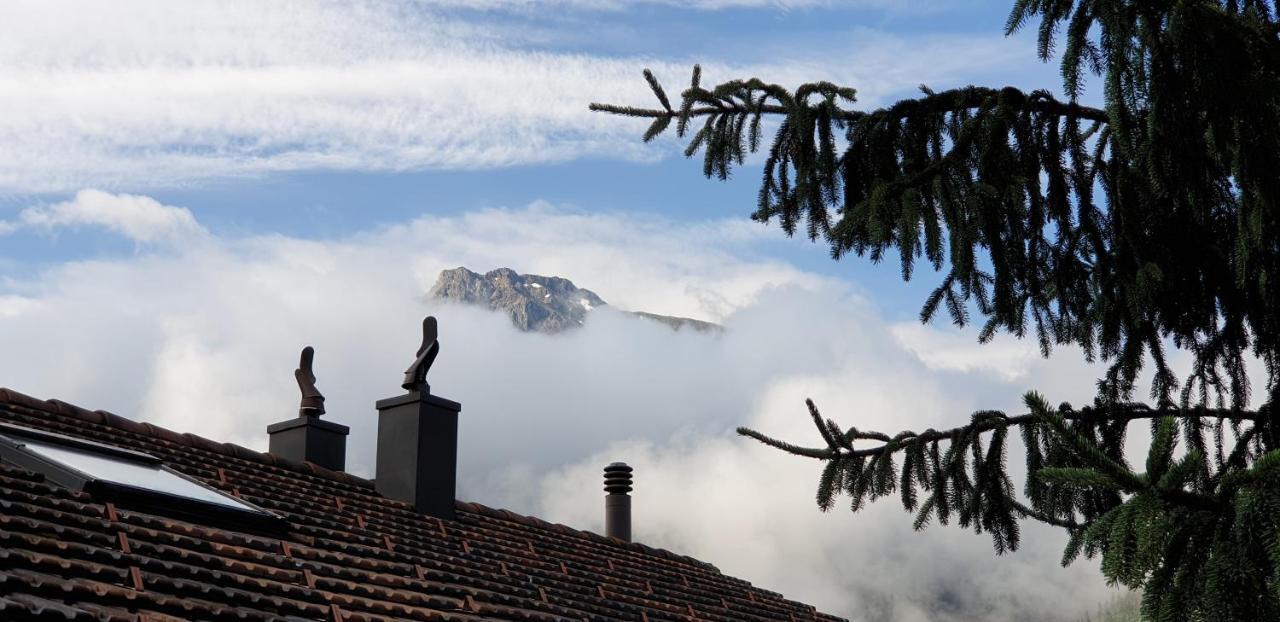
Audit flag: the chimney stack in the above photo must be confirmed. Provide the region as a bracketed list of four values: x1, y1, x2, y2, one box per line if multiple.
[374, 316, 461, 521]
[268, 346, 349, 471]
[604, 462, 632, 542]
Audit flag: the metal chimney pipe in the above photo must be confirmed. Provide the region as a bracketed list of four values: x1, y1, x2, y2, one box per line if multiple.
[604, 462, 633, 542]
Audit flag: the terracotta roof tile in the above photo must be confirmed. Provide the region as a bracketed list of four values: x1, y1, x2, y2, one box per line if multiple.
[0, 388, 845, 622]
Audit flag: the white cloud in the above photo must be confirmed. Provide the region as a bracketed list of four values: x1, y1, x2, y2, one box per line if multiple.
[0, 0, 1032, 192]
[0, 193, 1137, 620]
[0, 295, 39, 318]
[3, 189, 206, 244]
[422, 0, 960, 12]
[892, 322, 1040, 381]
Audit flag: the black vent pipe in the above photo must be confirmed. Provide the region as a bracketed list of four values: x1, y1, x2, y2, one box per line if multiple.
[604, 462, 632, 542]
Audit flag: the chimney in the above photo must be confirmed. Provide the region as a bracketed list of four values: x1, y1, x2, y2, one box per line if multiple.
[374, 316, 461, 520]
[604, 462, 632, 541]
[268, 346, 349, 471]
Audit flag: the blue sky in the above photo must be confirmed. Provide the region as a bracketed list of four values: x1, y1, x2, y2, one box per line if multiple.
[0, 0, 1068, 320]
[0, 3, 1139, 619]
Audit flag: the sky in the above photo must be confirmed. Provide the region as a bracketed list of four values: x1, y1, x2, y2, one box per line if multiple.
[0, 1, 1168, 620]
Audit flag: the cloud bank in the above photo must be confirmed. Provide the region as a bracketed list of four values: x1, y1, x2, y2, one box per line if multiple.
[0, 191, 1136, 620]
[0, 0, 1030, 192]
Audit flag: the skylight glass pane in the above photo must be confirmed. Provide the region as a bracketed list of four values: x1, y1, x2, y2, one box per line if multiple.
[18, 437, 262, 513]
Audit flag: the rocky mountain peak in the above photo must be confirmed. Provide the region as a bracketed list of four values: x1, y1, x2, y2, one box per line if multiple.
[430, 267, 606, 333]
[429, 267, 720, 334]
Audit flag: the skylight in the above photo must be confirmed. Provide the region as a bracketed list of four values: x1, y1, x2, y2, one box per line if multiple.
[0, 423, 280, 528]
[19, 436, 260, 511]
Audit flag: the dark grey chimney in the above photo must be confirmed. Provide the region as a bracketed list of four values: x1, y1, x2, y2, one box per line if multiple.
[374, 316, 461, 520]
[604, 462, 633, 541]
[268, 346, 349, 471]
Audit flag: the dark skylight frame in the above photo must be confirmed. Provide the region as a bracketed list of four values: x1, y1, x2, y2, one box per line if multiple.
[0, 422, 287, 533]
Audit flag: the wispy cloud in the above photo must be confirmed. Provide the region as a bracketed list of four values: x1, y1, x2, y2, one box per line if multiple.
[0, 0, 1031, 193]
[431, 0, 840, 10]
[1, 189, 206, 244]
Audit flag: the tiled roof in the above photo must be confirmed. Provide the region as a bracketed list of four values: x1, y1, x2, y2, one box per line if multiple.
[0, 388, 846, 622]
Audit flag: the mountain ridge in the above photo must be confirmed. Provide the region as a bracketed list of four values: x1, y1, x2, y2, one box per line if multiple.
[429, 267, 721, 334]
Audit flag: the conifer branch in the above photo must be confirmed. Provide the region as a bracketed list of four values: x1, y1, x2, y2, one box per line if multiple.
[739, 403, 1260, 461]
[740, 392, 1272, 554]
[1009, 497, 1082, 529]
[597, 48, 1280, 413]
[590, 80, 1107, 125]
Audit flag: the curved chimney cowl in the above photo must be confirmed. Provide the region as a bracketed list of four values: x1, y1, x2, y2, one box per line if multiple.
[604, 462, 632, 542]
[267, 346, 349, 472]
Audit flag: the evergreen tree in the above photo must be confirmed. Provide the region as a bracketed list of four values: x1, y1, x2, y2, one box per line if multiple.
[593, 2, 1280, 620]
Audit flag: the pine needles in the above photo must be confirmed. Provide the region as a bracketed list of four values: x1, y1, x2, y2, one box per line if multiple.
[592, 0, 1280, 411]
[740, 394, 1280, 620]
[594, 1, 1280, 619]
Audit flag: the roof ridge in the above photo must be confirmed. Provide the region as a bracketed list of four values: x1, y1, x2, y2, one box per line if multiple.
[455, 500, 721, 572]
